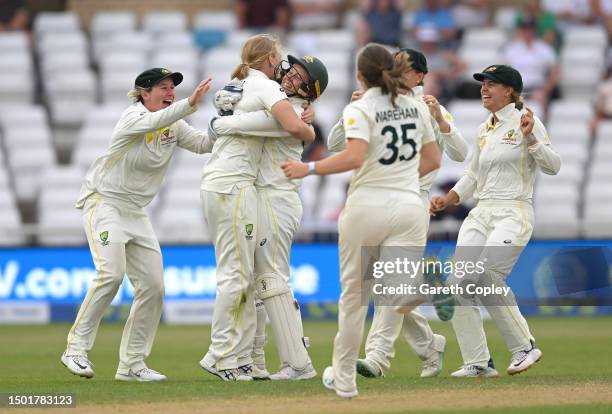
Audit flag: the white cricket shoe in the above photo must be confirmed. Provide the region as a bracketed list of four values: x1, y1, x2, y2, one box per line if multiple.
[269, 362, 317, 381]
[115, 368, 167, 382]
[451, 365, 499, 378]
[322, 366, 358, 399]
[235, 364, 257, 381]
[199, 358, 252, 381]
[61, 353, 94, 379]
[507, 346, 543, 376]
[356, 358, 383, 378]
[251, 363, 270, 380]
[421, 336, 446, 378]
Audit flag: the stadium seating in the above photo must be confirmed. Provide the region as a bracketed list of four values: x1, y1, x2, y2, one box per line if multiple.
[1, 4, 611, 245]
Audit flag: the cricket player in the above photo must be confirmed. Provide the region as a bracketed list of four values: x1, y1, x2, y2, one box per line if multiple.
[210, 55, 328, 380]
[199, 34, 315, 381]
[431, 65, 561, 377]
[326, 48, 469, 379]
[282, 43, 441, 399]
[61, 68, 213, 381]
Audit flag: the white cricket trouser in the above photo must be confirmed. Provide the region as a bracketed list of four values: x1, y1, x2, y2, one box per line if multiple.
[66, 194, 164, 374]
[333, 196, 427, 394]
[201, 187, 258, 370]
[363, 190, 442, 371]
[449, 200, 535, 367]
[254, 188, 301, 287]
[253, 188, 309, 369]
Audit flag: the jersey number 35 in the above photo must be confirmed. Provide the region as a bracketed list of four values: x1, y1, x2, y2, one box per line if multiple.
[378, 123, 417, 165]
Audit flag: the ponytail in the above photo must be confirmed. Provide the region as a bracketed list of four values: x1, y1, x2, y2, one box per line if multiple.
[231, 62, 250, 80]
[357, 43, 409, 107]
[511, 90, 524, 110]
[231, 34, 281, 80]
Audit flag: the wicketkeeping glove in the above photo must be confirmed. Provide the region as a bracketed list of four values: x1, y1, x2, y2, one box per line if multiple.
[214, 79, 244, 116]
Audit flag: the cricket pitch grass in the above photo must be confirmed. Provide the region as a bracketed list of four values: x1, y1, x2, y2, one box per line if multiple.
[1, 316, 611, 413]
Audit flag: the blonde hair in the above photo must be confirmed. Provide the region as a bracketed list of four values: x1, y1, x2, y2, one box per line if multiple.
[127, 86, 151, 103]
[511, 90, 524, 110]
[394, 51, 423, 87]
[231, 34, 281, 80]
[358, 43, 410, 106]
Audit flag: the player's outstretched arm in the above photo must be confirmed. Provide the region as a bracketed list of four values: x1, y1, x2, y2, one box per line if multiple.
[281, 138, 368, 179]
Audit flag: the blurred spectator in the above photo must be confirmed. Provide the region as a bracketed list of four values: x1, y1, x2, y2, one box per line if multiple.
[235, 0, 290, 32]
[515, 0, 560, 51]
[595, 69, 612, 119]
[503, 18, 560, 109]
[413, 0, 459, 48]
[541, 0, 594, 29]
[592, 0, 612, 40]
[416, 26, 466, 102]
[0, 0, 30, 32]
[451, 0, 490, 31]
[290, 0, 344, 30]
[356, 0, 403, 48]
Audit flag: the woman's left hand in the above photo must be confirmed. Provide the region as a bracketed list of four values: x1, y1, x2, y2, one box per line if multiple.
[520, 107, 535, 137]
[301, 103, 315, 125]
[423, 95, 443, 122]
[281, 159, 309, 179]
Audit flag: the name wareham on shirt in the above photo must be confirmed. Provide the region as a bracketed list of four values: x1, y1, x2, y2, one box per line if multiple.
[375, 106, 418, 123]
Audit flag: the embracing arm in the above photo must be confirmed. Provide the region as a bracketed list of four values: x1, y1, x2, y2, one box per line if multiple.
[175, 120, 214, 154]
[271, 99, 315, 144]
[213, 100, 307, 139]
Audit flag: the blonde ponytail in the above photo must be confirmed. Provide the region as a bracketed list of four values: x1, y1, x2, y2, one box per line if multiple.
[231, 34, 281, 80]
[231, 62, 250, 80]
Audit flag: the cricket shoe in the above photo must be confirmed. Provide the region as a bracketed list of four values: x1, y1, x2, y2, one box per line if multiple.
[236, 364, 257, 381]
[115, 368, 167, 382]
[61, 352, 94, 379]
[422, 259, 455, 321]
[199, 359, 251, 381]
[322, 366, 358, 399]
[420, 335, 446, 378]
[451, 358, 499, 378]
[251, 363, 270, 380]
[507, 342, 543, 376]
[356, 358, 383, 378]
[269, 361, 317, 380]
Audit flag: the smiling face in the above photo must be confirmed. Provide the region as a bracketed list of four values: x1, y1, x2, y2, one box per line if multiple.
[480, 79, 513, 113]
[281, 63, 310, 97]
[400, 67, 425, 90]
[141, 78, 176, 112]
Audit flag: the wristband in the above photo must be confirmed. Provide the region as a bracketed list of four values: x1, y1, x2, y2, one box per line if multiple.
[307, 161, 317, 175]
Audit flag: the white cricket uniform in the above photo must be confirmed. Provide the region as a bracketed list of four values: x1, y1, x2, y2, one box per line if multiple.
[214, 97, 312, 370]
[327, 87, 469, 374]
[331, 87, 435, 395]
[66, 98, 211, 375]
[364, 86, 469, 373]
[200, 68, 288, 370]
[449, 102, 560, 368]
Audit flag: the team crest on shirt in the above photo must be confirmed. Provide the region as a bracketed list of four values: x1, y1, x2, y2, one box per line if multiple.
[159, 127, 176, 146]
[100, 231, 109, 246]
[245, 224, 254, 240]
[501, 129, 517, 145]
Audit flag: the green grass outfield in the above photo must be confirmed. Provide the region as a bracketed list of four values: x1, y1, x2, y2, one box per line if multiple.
[1, 317, 611, 413]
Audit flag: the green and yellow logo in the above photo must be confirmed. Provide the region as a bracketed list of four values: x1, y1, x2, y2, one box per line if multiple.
[245, 224, 254, 240]
[100, 230, 109, 246]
